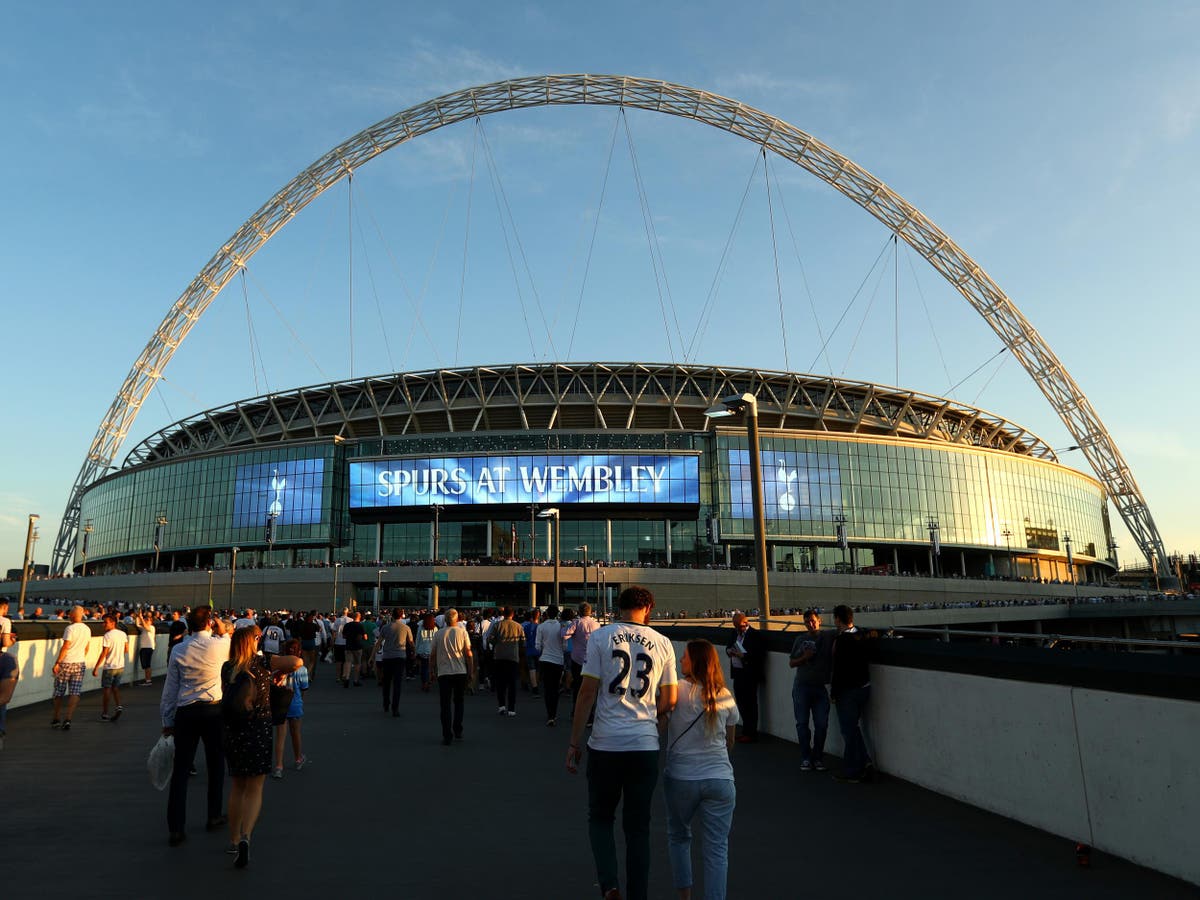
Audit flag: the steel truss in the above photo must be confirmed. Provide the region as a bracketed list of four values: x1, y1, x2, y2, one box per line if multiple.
[123, 362, 1056, 463]
[51, 74, 1168, 574]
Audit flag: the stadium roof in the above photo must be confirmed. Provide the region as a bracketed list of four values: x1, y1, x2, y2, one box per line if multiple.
[123, 362, 1057, 466]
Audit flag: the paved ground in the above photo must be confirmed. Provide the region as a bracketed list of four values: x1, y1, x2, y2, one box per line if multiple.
[3, 669, 1193, 899]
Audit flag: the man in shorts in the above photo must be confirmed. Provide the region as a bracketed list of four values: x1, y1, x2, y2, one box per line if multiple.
[93, 614, 129, 721]
[341, 611, 366, 687]
[51, 606, 92, 731]
[0, 599, 17, 749]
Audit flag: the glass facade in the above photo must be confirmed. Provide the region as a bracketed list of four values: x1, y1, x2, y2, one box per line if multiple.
[76, 427, 1110, 572]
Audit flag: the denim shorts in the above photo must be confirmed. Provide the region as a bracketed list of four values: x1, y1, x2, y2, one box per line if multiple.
[101, 669, 123, 688]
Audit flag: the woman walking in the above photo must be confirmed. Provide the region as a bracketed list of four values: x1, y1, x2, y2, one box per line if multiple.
[272, 639, 309, 776]
[221, 625, 301, 868]
[136, 611, 156, 685]
[663, 640, 740, 900]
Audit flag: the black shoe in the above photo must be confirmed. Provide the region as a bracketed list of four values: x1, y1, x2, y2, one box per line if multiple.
[234, 838, 249, 869]
[49, 719, 61, 728]
[205, 815, 228, 832]
[111, 706, 123, 722]
[168, 831, 187, 847]
[61, 720, 72, 731]
[189, 766, 198, 776]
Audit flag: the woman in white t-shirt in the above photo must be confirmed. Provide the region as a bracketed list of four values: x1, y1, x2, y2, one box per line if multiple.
[663, 639, 740, 900]
[136, 613, 156, 685]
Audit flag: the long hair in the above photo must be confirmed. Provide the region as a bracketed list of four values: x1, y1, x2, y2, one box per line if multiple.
[228, 625, 261, 680]
[685, 640, 727, 733]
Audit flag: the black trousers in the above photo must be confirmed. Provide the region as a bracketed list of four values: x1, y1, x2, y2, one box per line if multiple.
[167, 702, 224, 833]
[539, 661, 563, 720]
[494, 659, 519, 711]
[587, 749, 660, 900]
[437, 673, 467, 740]
[732, 670, 759, 737]
[379, 657, 405, 712]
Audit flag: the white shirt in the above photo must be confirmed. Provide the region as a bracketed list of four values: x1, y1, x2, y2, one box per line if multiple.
[159, 631, 231, 727]
[262, 625, 285, 654]
[535, 619, 565, 666]
[432, 625, 471, 677]
[138, 623, 157, 649]
[664, 679, 740, 781]
[234, 617, 256, 631]
[333, 615, 350, 645]
[101, 629, 129, 669]
[61, 622, 91, 664]
[0, 614, 11, 653]
[582, 621, 677, 752]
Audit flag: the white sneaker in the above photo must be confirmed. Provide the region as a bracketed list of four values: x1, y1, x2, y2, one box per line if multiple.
[505, 710, 517, 717]
[497, 706, 507, 715]
[295, 755, 309, 770]
[800, 759, 813, 772]
[271, 767, 283, 780]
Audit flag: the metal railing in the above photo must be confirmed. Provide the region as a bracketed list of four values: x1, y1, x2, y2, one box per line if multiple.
[893, 625, 1198, 651]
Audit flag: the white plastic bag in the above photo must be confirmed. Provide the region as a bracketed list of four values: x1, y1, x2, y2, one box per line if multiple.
[148, 734, 175, 791]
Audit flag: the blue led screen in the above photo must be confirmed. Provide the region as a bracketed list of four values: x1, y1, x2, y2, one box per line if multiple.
[726, 449, 842, 522]
[350, 454, 700, 509]
[232, 458, 326, 528]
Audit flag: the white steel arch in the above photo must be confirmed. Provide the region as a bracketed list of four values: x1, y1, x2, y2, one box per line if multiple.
[51, 74, 1168, 575]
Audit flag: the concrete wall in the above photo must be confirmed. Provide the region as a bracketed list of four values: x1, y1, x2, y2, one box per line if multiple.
[668, 638, 1200, 886]
[5, 632, 170, 710]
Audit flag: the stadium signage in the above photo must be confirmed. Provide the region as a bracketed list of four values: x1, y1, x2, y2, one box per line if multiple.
[349, 453, 699, 509]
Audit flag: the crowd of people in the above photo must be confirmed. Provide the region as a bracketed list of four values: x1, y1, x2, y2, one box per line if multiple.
[0, 587, 882, 897]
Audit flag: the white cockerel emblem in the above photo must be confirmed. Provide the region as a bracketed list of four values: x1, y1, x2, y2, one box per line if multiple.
[777, 464, 799, 512]
[269, 468, 286, 518]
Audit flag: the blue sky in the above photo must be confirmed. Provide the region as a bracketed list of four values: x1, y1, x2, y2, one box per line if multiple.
[2, 1, 1197, 572]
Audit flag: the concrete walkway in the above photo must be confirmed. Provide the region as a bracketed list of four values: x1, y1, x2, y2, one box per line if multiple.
[2, 671, 1192, 899]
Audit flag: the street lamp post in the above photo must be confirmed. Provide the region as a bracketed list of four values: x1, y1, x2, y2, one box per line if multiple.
[154, 513, 169, 572]
[1001, 527, 1014, 579]
[431, 502, 442, 611]
[575, 544, 588, 610]
[376, 568, 388, 614]
[81, 519, 94, 576]
[332, 561, 342, 614]
[927, 518, 941, 578]
[206, 568, 214, 604]
[1063, 531, 1079, 601]
[528, 503, 538, 561]
[16, 513, 39, 618]
[230, 546, 240, 608]
[833, 513, 848, 570]
[539, 508, 561, 608]
[704, 393, 771, 628]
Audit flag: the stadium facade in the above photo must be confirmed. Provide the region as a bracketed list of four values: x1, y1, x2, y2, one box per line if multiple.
[71, 362, 1114, 608]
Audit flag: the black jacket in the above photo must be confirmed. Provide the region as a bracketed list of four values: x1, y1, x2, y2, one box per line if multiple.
[727, 626, 767, 682]
[830, 628, 872, 700]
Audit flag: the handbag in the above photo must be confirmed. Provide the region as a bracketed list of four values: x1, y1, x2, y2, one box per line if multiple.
[269, 676, 295, 721]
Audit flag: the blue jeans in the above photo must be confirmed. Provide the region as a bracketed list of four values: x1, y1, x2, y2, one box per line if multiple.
[664, 775, 736, 900]
[792, 682, 830, 762]
[835, 684, 871, 777]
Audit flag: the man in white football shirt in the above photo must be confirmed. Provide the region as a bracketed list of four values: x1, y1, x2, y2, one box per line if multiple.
[566, 586, 677, 900]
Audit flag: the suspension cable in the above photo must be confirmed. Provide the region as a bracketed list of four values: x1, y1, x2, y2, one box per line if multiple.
[945, 346, 1007, 397]
[566, 110, 622, 358]
[807, 233, 894, 372]
[901, 242, 954, 396]
[621, 109, 683, 362]
[475, 119, 540, 360]
[356, 186, 447, 370]
[347, 171, 355, 379]
[455, 123, 479, 366]
[476, 119, 557, 360]
[768, 156, 832, 375]
[241, 269, 261, 395]
[686, 152, 763, 363]
[243, 268, 328, 380]
[762, 148, 791, 372]
[351, 195, 396, 373]
[840, 238, 894, 376]
[971, 351, 1010, 406]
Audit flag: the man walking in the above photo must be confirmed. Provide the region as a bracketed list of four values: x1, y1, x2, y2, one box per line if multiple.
[50, 606, 91, 731]
[725, 612, 766, 742]
[160, 607, 232, 845]
[341, 612, 366, 687]
[789, 608, 834, 771]
[562, 601, 600, 718]
[377, 608, 414, 717]
[566, 586, 677, 900]
[830, 604, 874, 783]
[488, 607, 524, 716]
[0, 600, 17, 750]
[430, 609, 473, 745]
[93, 614, 128, 721]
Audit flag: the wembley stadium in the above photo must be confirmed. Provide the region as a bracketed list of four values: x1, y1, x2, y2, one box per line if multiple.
[62, 361, 1115, 611]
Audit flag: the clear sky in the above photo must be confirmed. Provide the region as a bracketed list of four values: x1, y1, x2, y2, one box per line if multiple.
[2, 1, 1197, 573]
